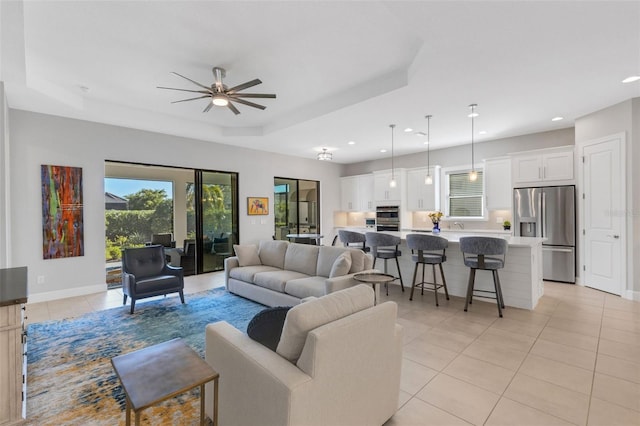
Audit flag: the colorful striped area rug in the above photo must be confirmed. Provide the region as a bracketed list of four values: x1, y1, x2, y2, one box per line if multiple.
[25, 288, 265, 425]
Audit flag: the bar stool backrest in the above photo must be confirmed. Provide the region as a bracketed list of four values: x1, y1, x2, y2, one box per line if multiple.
[459, 236, 508, 269]
[365, 232, 401, 257]
[338, 230, 366, 247]
[406, 234, 448, 251]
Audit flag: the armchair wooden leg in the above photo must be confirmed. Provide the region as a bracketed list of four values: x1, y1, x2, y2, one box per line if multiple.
[179, 291, 185, 304]
[130, 300, 136, 314]
[123, 295, 127, 305]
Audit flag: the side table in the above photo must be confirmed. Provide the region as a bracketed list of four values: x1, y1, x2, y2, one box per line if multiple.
[111, 338, 219, 426]
[353, 272, 395, 304]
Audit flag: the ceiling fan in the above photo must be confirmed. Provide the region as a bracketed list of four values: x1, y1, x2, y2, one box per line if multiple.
[158, 67, 276, 115]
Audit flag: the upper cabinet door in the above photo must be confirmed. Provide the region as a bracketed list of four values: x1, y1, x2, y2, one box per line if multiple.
[407, 167, 439, 211]
[542, 151, 574, 181]
[340, 176, 358, 211]
[513, 155, 543, 183]
[374, 172, 402, 202]
[512, 147, 574, 186]
[358, 174, 374, 211]
[484, 158, 512, 210]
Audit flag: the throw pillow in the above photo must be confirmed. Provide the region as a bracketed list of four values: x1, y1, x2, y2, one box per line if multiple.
[329, 252, 352, 278]
[276, 284, 374, 363]
[233, 244, 261, 267]
[247, 306, 291, 351]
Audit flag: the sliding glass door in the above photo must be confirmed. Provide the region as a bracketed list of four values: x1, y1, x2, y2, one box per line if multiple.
[274, 177, 319, 241]
[188, 170, 238, 273]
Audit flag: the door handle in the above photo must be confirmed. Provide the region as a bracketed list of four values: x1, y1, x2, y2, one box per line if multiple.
[607, 235, 620, 239]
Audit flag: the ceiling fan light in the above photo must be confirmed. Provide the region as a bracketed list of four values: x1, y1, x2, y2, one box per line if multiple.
[212, 95, 229, 106]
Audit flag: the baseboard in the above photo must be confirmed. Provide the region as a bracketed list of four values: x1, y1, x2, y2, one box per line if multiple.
[624, 290, 640, 301]
[28, 284, 106, 303]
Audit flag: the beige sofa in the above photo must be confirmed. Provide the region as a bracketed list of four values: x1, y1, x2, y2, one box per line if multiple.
[225, 240, 376, 307]
[205, 285, 403, 426]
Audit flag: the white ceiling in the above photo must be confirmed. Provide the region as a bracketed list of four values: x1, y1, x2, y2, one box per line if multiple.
[2, 1, 639, 164]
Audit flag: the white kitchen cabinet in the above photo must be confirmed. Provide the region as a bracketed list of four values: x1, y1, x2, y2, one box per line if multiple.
[340, 174, 374, 212]
[374, 170, 405, 203]
[484, 158, 512, 210]
[358, 174, 374, 211]
[340, 176, 359, 211]
[512, 147, 574, 185]
[407, 167, 440, 211]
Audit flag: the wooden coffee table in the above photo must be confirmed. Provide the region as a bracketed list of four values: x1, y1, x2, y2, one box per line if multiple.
[111, 338, 219, 426]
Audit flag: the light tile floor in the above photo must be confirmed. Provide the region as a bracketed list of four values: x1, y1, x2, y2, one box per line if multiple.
[26, 274, 640, 426]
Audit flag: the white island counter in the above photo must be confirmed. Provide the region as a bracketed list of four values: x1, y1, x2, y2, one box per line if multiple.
[339, 228, 545, 310]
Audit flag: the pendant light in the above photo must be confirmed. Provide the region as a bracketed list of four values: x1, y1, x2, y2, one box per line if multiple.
[468, 104, 478, 182]
[424, 115, 433, 185]
[389, 124, 397, 188]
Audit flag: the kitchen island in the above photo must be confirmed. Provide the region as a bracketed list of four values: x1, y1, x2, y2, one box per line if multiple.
[338, 228, 545, 310]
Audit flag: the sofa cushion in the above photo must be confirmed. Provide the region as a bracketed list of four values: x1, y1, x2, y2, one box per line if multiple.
[258, 240, 289, 269]
[276, 284, 375, 362]
[229, 265, 280, 283]
[284, 243, 319, 276]
[233, 244, 261, 267]
[329, 252, 352, 278]
[247, 306, 292, 351]
[254, 270, 309, 292]
[316, 246, 349, 277]
[284, 276, 327, 299]
[348, 249, 366, 273]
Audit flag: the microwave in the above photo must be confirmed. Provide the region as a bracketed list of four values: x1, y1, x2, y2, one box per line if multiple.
[365, 218, 376, 228]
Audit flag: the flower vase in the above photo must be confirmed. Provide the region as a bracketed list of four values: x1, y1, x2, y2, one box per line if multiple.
[432, 222, 440, 234]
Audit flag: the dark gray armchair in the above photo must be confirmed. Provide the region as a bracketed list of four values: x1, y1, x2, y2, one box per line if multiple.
[121, 245, 185, 314]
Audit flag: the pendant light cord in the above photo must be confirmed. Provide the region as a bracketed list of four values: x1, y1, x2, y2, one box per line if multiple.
[390, 124, 395, 180]
[426, 115, 431, 175]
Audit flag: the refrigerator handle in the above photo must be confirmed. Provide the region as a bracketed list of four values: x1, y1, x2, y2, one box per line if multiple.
[539, 192, 545, 238]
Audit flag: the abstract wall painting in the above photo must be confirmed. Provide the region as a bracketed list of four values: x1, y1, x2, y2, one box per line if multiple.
[41, 165, 84, 259]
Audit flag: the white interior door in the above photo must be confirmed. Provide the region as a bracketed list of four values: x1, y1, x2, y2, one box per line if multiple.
[581, 135, 625, 295]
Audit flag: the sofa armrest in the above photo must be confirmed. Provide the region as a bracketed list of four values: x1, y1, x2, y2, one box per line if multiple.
[205, 321, 312, 425]
[224, 256, 239, 289]
[324, 268, 379, 294]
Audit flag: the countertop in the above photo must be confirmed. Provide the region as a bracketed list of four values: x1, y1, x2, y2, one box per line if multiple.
[337, 227, 545, 247]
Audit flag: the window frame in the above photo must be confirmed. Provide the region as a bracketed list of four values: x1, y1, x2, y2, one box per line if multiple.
[442, 165, 486, 220]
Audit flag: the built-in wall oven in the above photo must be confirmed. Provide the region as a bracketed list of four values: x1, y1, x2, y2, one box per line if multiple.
[376, 205, 400, 231]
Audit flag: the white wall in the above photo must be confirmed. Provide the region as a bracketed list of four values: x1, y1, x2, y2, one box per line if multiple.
[9, 110, 344, 301]
[0, 82, 9, 267]
[575, 98, 639, 295]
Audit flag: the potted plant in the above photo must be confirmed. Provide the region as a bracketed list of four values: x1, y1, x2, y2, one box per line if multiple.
[503, 220, 511, 231]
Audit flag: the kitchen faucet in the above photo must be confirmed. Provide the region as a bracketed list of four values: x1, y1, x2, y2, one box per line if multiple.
[454, 222, 464, 230]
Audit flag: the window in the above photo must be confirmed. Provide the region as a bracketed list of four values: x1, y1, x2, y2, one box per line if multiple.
[446, 169, 484, 218]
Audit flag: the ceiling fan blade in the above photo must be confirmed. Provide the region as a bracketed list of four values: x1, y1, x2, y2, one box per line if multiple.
[226, 79, 262, 94]
[203, 102, 214, 113]
[230, 97, 266, 110]
[228, 93, 276, 99]
[227, 102, 241, 115]
[171, 95, 211, 104]
[158, 86, 212, 94]
[170, 72, 211, 90]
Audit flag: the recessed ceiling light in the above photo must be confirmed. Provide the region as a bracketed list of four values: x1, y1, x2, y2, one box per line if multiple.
[423, 141, 429, 145]
[622, 75, 640, 83]
[551, 116, 564, 121]
[479, 130, 487, 135]
[404, 128, 413, 133]
[347, 140, 356, 145]
[380, 149, 387, 153]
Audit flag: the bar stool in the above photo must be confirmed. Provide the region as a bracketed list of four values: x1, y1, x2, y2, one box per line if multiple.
[406, 234, 449, 306]
[338, 230, 370, 252]
[459, 236, 508, 317]
[365, 232, 404, 295]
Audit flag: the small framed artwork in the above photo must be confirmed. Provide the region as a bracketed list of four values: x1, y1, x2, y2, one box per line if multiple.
[247, 197, 269, 215]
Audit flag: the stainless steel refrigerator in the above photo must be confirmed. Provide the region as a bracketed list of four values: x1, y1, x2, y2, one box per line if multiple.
[514, 185, 576, 283]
